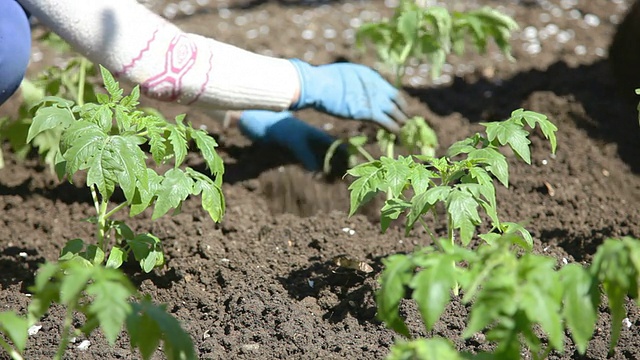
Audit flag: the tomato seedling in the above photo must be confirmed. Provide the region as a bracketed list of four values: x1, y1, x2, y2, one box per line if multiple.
[356, 1, 517, 84]
[27, 65, 224, 271]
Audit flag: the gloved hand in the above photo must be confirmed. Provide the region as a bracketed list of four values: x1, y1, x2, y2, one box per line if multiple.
[289, 59, 409, 133]
[238, 110, 340, 171]
[0, 0, 31, 105]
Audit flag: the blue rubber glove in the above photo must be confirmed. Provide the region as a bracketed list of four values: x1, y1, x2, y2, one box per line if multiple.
[0, 0, 31, 105]
[289, 59, 409, 133]
[238, 110, 340, 171]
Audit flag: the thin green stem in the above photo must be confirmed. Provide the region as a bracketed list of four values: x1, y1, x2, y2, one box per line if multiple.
[53, 307, 75, 360]
[418, 218, 437, 245]
[0, 338, 24, 360]
[104, 202, 129, 220]
[96, 198, 109, 253]
[77, 58, 88, 106]
[90, 185, 100, 215]
[447, 213, 460, 296]
[356, 146, 376, 163]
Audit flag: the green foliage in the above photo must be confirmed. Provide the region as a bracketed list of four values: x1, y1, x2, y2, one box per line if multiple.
[26, 66, 224, 274]
[356, 1, 518, 82]
[5, 260, 195, 360]
[0, 54, 97, 171]
[0, 66, 220, 360]
[377, 235, 640, 360]
[324, 116, 438, 175]
[347, 108, 556, 247]
[386, 338, 463, 360]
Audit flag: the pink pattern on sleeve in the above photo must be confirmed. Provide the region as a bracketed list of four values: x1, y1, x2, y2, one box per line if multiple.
[116, 29, 159, 77]
[141, 34, 197, 101]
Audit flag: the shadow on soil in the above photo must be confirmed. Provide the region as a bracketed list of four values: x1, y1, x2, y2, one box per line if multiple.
[0, 247, 45, 291]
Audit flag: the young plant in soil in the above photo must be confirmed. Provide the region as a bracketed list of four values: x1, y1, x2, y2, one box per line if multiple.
[325, 2, 518, 176]
[356, 0, 517, 84]
[379, 235, 640, 360]
[0, 31, 102, 171]
[347, 109, 640, 358]
[0, 66, 224, 359]
[348, 108, 557, 248]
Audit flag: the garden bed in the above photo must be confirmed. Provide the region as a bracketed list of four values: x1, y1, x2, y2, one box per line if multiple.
[1, 0, 640, 358]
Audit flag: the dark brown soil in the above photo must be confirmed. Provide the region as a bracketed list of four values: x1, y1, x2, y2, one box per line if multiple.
[2, 0, 640, 359]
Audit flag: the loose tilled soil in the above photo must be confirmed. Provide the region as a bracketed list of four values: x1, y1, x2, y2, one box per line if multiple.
[2, 0, 640, 358]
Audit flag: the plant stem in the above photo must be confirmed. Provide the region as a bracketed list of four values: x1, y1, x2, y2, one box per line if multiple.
[105, 202, 129, 220]
[77, 58, 88, 106]
[356, 146, 376, 163]
[447, 213, 459, 296]
[96, 198, 109, 253]
[53, 307, 75, 360]
[90, 185, 101, 214]
[418, 218, 437, 244]
[0, 338, 24, 360]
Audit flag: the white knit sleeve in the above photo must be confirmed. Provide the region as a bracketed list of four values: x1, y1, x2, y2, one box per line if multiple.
[17, 0, 300, 111]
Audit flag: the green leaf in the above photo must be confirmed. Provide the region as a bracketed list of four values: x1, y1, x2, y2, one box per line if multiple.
[387, 338, 462, 360]
[408, 163, 434, 195]
[406, 185, 451, 232]
[168, 125, 188, 167]
[27, 105, 75, 143]
[83, 244, 105, 265]
[130, 168, 162, 217]
[106, 246, 126, 269]
[410, 256, 456, 331]
[347, 161, 385, 216]
[129, 233, 164, 273]
[500, 222, 533, 250]
[62, 120, 106, 166]
[127, 303, 162, 360]
[446, 137, 477, 158]
[109, 134, 148, 202]
[191, 173, 225, 222]
[0, 311, 30, 352]
[121, 85, 141, 109]
[397, 9, 420, 47]
[380, 156, 412, 198]
[60, 238, 86, 261]
[153, 168, 194, 220]
[128, 299, 197, 360]
[100, 65, 123, 102]
[190, 129, 223, 176]
[482, 121, 531, 164]
[348, 135, 368, 147]
[59, 265, 93, 305]
[381, 198, 411, 232]
[446, 189, 481, 245]
[85, 266, 135, 344]
[521, 282, 563, 351]
[517, 109, 558, 153]
[561, 264, 598, 354]
[468, 147, 509, 187]
[376, 254, 415, 337]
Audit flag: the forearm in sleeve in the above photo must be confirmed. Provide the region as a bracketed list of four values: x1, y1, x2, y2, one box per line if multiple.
[17, 0, 300, 111]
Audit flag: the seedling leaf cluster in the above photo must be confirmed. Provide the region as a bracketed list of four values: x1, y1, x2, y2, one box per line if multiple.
[356, 0, 518, 83]
[0, 64, 223, 359]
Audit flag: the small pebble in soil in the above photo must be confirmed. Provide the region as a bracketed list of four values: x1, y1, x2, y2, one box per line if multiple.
[28, 325, 42, 336]
[240, 343, 260, 353]
[623, 318, 632, 329]
[308, 279, 315, 288]
[562, 257, 568, 265]
[77, 340, 91, 351]
[341, 227, 356, 235]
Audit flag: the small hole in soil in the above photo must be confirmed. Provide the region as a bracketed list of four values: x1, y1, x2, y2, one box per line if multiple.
[258, 165, 350, 217]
